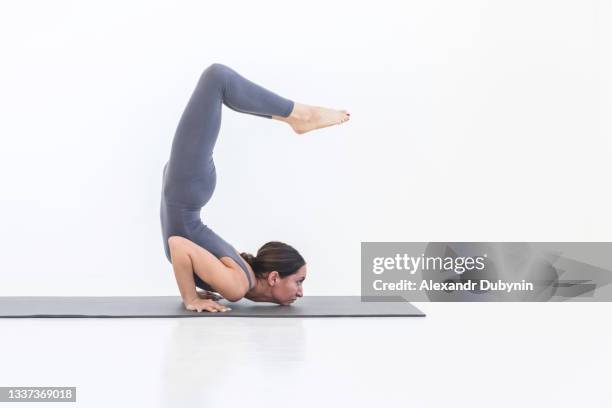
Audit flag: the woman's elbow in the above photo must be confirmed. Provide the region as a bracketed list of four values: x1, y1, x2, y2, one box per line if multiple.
[221, 290, 245, 303]
[219, 279, 248, 302]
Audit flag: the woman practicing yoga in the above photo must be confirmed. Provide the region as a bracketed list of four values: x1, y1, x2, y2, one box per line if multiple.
[160, 63, 350, 313]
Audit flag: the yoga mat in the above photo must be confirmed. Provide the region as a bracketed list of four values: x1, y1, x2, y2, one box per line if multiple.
[0, 296, 425, 318]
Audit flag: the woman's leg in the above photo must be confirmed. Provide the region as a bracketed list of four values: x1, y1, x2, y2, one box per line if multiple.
[201, 63, 295, 120]
[171, 63, 296, 159]
[168, 63, 350, 182]
[212, 63, 352, 132]
[164, 63, 296, 206]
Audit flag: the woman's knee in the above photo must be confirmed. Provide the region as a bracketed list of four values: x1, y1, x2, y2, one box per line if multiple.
[201, 63, 232, 86]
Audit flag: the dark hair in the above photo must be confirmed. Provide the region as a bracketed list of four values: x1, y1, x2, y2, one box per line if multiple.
[240, 241, 305, 279]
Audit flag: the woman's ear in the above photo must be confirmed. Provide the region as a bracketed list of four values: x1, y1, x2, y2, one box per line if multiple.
[266, 271, 280, 286]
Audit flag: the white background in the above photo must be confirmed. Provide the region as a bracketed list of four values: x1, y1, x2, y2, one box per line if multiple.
[0, 0, 610, 296]
[1, 2, 612, 408]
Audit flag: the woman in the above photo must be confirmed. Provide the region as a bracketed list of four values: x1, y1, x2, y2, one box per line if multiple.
[160, 63, 350, 313]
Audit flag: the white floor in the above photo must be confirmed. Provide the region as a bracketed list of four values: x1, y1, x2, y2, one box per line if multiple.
[1, 302, 610, 407]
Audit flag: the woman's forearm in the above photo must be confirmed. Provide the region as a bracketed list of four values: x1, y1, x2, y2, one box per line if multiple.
[169, 243, 199, 304]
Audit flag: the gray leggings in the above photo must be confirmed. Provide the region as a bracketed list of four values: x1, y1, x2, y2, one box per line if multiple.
[160, 63, 294, 291]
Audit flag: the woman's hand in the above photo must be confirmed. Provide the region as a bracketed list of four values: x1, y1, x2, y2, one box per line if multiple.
[184, 297, 231, 313]
[196, 289, 223, 301]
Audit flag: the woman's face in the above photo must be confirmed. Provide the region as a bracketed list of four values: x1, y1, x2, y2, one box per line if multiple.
[271, 265, 307, 305]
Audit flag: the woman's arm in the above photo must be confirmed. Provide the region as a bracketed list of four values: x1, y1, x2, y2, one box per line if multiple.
[168, 237, 199, 305]
[167, 236, 249, 303]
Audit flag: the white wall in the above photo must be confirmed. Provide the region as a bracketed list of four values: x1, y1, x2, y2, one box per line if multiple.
[0, 0, 610, 295]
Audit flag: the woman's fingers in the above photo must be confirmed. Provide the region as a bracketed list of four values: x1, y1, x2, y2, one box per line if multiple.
[185, 298, 231, 313]
[211, 301, 231, 312]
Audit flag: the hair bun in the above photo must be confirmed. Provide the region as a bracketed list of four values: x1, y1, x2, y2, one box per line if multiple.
[240, 252, 257, 268]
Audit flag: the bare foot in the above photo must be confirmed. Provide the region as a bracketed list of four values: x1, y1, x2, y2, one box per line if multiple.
[277, 103, 350, 134]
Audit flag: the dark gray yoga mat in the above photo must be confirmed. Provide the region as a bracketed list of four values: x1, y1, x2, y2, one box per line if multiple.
[0, 296, 425, 318]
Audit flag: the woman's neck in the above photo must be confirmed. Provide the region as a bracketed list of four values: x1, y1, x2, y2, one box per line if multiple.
[244, 277, 275, 303]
